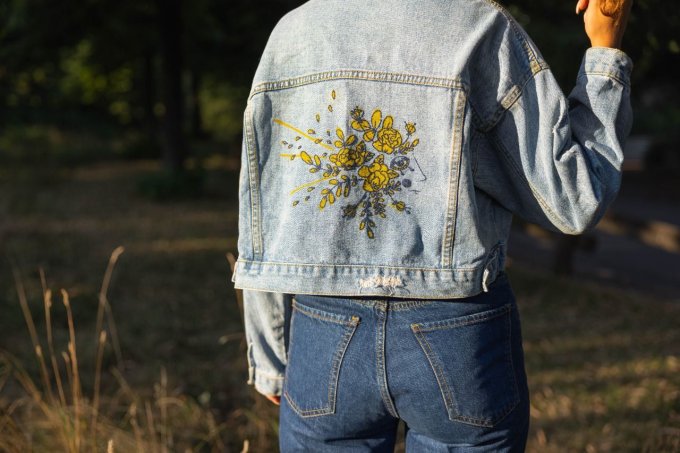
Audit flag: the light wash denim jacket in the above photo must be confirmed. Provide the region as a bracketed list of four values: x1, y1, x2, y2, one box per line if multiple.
[232, 0, 633, 396]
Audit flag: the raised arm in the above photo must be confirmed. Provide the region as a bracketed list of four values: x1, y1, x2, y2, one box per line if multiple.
[471, 0, 633, 235]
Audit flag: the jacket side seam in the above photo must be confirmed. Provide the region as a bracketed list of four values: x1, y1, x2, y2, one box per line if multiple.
[441, 90, 468, 267]
[244, 101, 264, 258]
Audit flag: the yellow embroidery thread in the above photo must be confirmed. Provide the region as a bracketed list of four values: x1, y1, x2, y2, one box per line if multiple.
[275, 90, 423, 239]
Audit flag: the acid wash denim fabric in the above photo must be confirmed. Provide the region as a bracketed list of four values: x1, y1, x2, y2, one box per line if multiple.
[233, 0, 633, 396]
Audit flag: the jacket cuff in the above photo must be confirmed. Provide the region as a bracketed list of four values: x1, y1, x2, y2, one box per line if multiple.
[578, 47, 633, 87]
[248, 365, 285, 396]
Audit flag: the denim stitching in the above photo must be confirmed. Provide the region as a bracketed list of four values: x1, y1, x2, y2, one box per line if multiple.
[411, 328, 457, 421]
[244, 102, 263, 258]
[291, 299, 358, 326]
[235, 258, 480, 271]
[441, 89, 467, 268]
[328, 322, 359, 416]
[249, 69, 467, 99]
[375, 306, 399, 418]
[577, 71, 630, 88]
[411, 303, 512, 331]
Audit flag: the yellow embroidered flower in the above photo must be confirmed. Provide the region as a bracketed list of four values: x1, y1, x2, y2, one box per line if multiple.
[357, 154, 399, 192]
[330, 141, 368, 169]
[405, 122, 416, 135]
[373, 116, 403, 153]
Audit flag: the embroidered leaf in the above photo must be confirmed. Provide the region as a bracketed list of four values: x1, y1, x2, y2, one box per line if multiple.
[371, 109, 382, 128]
[328, 193, 335, 204]
[295, 136, 301, 141]
[329, 179, 338, 185]
[292, 200, 299, 206]
[383, 116, 393, 129]
[346, 135, 357, 145]
[344, 185, 350, 197]
[300, 151, 313, 165]
[334, 140, 344, 148]
[412, 138, 419, 146]
[331, 90, 336, 100]
[314, 138, 323, 144]
[367, 228, 374, 239]
[307, 186, 315, 192]
[290, 155, 295, 160]
[328, 105, 333, 112]
[307, 129, 316, 135]
[336, 128, 344, 140]
[359, 220, 366, 230]
[309, 167, 319, 173]
[316, 113, 321, 122]
[320, 198, 327, 209]
[336, 186, 342, 196]
[314, 155, 321, 165]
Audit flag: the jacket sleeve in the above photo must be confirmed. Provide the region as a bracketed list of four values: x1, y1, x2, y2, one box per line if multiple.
[472, 46, 634, 235]
[242, 289, 292, 397]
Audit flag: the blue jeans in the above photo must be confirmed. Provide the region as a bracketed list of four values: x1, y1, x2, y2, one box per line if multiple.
[278, 271, 530, 452]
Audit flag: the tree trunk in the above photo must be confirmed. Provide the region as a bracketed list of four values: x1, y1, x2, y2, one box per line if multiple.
[190, 69, 205, 139]
[141, 52, 158, 145]
[156, 0, 185, 173]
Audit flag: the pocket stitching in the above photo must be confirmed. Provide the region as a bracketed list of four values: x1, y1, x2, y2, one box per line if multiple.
[283, 308, 360, 418]
[411, 302, 511, 332]
[291, 299, 357, 326]
[410, 303, 519, 427]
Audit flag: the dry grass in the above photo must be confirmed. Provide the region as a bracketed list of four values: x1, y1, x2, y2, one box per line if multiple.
[1, 248, 232, 452]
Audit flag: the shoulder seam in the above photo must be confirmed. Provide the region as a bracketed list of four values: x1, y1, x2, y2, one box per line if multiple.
[480, 0, 547, 74]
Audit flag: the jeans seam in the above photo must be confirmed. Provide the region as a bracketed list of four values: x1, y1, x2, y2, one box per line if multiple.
[376, 307, 399, 418]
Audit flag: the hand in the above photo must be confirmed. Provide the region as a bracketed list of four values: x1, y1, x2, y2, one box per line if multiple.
[575, 0, 633, 49]
[265, 394, 281, 405]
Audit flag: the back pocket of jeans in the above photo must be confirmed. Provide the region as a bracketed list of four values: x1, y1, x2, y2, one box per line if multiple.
[283, 298, 360, 417]
[410, 303, 519, 427]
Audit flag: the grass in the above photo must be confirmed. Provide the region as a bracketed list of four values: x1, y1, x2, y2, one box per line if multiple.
[0, 155, 679, 452]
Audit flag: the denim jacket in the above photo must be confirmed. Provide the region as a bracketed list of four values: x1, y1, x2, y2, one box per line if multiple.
[233, 0, 633, 396]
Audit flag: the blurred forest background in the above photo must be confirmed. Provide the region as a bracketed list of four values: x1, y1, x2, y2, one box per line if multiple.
[0, 0, 679, 452]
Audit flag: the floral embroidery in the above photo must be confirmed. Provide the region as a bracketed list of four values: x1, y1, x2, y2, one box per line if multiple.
[275, 90, 426, 239]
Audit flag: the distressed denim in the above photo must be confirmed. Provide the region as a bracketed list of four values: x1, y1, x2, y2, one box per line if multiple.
[279, 271, 530, 452]
[234, 0, 633, 398]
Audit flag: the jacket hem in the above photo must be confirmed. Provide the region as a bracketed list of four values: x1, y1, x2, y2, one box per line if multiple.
[231, 254, 503, 299]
